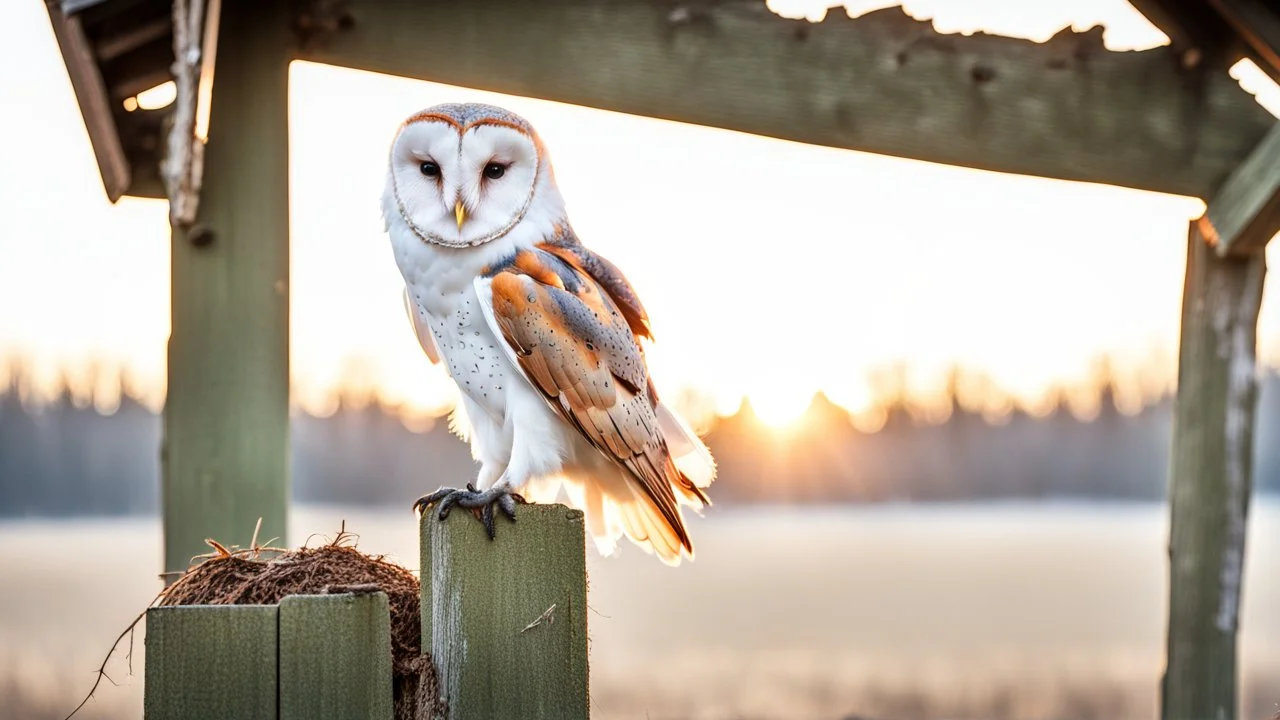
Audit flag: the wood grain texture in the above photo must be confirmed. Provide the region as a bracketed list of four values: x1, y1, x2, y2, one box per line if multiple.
[1162, 224, 1266, 720]
[421, 504, 588, 720]
[301, 0, 1275, 198]
[1203, 122, 1280, 256]
[279, 593, 394, 720]
[144, 605, 278, 720]
[44, 4, 130, 202]
[162, 1, 291, 575]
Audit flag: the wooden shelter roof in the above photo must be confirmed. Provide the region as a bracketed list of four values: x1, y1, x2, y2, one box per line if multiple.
[45, 0, 1280, 203]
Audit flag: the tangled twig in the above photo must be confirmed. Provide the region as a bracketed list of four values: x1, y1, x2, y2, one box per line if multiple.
[62, 590, 160, 720]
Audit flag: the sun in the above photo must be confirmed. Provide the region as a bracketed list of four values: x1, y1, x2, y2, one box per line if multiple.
[749, 388, 812, 430]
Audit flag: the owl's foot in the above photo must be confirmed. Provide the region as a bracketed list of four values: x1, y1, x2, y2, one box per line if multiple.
[413, 483, 528, 540]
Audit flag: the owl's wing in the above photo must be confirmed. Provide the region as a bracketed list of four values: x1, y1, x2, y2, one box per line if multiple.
[402, 287, 441, 364]
[540, 244, 653, 340]
[541, 243, 715, 490]
[474, 249, 707, 556]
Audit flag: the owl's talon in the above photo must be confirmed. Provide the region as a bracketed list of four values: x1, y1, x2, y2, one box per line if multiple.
[413, 485, 523, 539]
[497, 492, 527, 521]
[413, 487, 462, 516]
[480, 502, 497, 539]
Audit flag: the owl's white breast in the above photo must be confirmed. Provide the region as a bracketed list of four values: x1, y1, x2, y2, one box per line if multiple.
[390, 234, 509, 419]
[382, 174, 575, 476]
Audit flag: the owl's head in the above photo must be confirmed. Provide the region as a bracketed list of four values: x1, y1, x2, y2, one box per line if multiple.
[384, 103, 562, 248]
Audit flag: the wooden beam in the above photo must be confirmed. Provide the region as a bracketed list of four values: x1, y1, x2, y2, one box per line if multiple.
[1210, 0, 1280, 81]
[279, 593, 394, 720]
[299, 1, 1276, 198]
[144, 605, 279, 720]
[1162, 223, 1266, 720]
[421, 504, 588, 719]
[45, 4, 130, 202]
[1128, 0, 1236, 59]
[95, 16, 171, 62]
[162, 1, 291, 575]
[1200, 122, 1280, 256]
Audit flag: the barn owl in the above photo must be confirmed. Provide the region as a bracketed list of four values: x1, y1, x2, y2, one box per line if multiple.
[381, 103, 715, 565]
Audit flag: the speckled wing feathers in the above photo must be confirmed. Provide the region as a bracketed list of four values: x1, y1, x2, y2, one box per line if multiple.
[541, 243, 653, 341]
[480, 247, 694, 552]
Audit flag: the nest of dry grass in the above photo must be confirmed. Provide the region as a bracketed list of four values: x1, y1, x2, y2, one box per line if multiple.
[68, 524, 444, 720]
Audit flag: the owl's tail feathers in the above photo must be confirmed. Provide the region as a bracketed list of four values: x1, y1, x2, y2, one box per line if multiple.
[617, 486, 691, 566]
[655, 402, 716, 508]
[564, 469, 693, 566]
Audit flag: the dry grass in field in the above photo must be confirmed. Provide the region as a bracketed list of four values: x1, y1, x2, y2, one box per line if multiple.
[4, 506, 1277, 720]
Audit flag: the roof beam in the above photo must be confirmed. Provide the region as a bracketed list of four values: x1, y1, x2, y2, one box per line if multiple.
[45, 2, 130, 202]
[1209, 0, 1280, 81]
[1127, 0, 1236, 58]
[299, 1, 1275, 198]
[94, 16, 170, 62]
[1198, 121, 1280, 256]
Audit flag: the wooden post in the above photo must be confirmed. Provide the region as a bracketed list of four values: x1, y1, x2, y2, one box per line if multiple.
[162, 2, 291, 573]
[1162, 223, 1266, 720]
[144, 605, 279, 720]
[279, 593, 394, 720]
[420, 504, 589, 719]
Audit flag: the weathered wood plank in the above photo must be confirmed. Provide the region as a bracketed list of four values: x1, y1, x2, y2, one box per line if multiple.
[144, 605, 278, 720]
[300, 0, 1276, 198]
[421, 503, 588, 720]
[44, 4, 131, 202]
[162, 1, 291, 574]
[1162, 224, 1266, 720]
[1202, 122, 1280, 256]
[1211, 0, 1280, 81]
[279, 592, 394, 720]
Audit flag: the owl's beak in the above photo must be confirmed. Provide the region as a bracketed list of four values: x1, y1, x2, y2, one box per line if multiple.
[454, 201, 467, 230]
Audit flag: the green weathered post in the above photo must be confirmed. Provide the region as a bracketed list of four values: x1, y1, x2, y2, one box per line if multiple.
[1162, 225, 1267, 720]
[1162, 121, 1278, 720]
[420, 504, 589, 719]
[144, 605, 279, 720]
[279, 593, 395, 720]
[162, 2, 292, 573]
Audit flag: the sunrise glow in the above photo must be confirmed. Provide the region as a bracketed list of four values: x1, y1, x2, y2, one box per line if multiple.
[2, 0, 1280, 426]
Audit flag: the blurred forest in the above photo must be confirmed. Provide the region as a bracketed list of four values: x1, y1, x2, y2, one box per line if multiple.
[1, 365, 1279, 517]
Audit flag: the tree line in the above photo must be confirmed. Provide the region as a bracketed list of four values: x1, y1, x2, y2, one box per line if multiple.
[1, 369, 1277, 516]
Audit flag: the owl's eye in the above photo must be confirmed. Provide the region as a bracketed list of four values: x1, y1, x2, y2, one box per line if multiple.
[419, 161, 440, 178]
[483, 162, 506, 180]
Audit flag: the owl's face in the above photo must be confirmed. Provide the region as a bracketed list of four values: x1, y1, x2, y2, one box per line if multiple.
[386, 104, 549, 248]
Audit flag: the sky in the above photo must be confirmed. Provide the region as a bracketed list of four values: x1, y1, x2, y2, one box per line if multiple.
[1, 0, 1279, 430]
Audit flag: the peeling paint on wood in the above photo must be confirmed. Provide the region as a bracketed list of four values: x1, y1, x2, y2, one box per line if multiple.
[302, 0, 1274, 198]
[1162, 224, 1266, 720]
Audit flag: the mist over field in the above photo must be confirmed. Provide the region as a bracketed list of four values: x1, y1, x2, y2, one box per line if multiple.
[3, 504, 1278, 720]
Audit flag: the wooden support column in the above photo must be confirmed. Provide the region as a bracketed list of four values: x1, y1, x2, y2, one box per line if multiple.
[163, 2, 291, 573]
[1162, 224, 1266, 720]
[421, 505, 589, 719]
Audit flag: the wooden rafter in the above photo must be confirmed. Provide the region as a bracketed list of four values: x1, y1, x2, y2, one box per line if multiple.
[1199, 121, 1280, 256]
[45, 3, 130, 202]
[1210, 0, 1280, 81]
